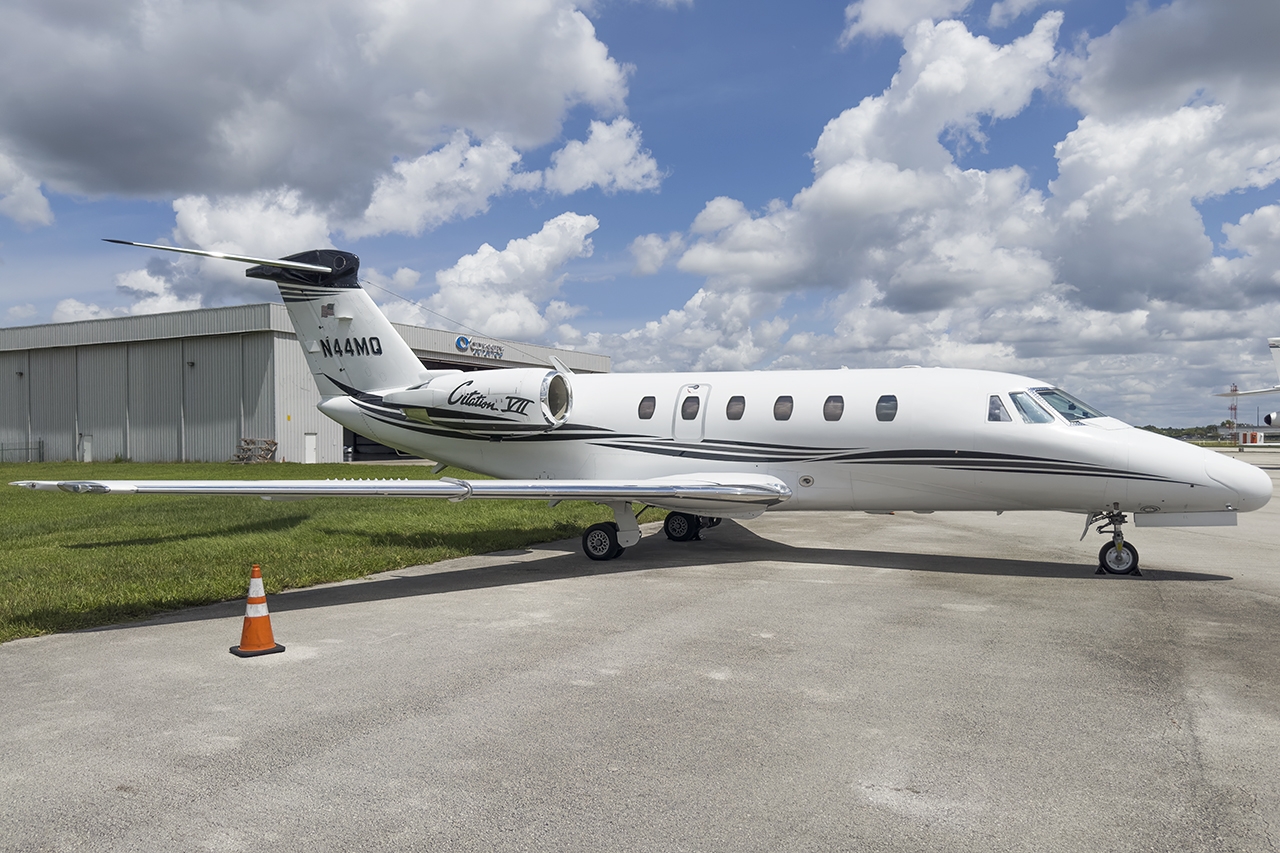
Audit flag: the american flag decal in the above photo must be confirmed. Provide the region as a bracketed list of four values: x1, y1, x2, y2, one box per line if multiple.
[321, 303, 335, 318]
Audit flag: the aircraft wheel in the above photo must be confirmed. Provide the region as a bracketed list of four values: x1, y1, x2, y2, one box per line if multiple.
[1098, 541, 1140, 574]
[664, 512, 700, 542]
[583, 522, 623, 561]
[699, 516, 722, 529]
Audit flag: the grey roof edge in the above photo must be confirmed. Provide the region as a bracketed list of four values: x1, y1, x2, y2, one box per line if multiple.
[0, 303, 611, 373]
[0, 304, 293, 351]
[391, 323, 611, 374]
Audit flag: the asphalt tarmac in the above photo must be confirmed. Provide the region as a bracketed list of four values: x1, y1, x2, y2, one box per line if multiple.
[3, 451, 1278, 852]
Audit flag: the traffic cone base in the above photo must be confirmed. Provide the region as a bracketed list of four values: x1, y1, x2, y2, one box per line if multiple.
[230, 642, 285, 658]
[230, 564, 285, 658]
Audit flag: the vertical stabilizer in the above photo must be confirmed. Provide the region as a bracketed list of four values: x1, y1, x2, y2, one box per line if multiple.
[1270, 338, 1280, 381]
[246, 250, 428, 397]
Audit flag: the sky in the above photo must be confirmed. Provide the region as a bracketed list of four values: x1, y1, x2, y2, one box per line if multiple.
[1, 0, 1278, 426]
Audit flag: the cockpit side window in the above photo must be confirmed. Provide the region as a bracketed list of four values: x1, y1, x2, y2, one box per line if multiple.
[1009, 391, 1055, 424]
[988, 395, 1012, 422]
[1031, 388, 1106, 421]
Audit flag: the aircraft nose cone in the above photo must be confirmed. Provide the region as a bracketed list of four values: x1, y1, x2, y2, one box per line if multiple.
[1204, 450, 1273, 512]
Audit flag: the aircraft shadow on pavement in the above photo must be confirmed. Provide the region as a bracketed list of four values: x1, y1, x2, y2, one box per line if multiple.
[96, 519, 1231, 631]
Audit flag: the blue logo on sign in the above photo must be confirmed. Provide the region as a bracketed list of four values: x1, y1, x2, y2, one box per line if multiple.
[455, 335, 470, 352]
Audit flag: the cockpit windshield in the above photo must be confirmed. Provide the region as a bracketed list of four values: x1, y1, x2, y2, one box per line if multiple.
[1031, 388, 1106, 422]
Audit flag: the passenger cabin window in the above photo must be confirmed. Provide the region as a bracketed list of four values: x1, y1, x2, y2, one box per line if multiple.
[638, 396, 656, 419]
[875, 395, 898, 422]
[726, 395, 746, 420]
[1009, 391, 1055, 424]
[681, 395, 701, 420]
[1032, 388, 1106, 422]
[988, 395, 1012, 422]
[823, 395, 844, 422]
[774, 396, 793, 421]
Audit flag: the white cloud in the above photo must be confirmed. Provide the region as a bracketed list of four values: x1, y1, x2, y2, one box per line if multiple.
[840, 0, 972, 42]
[0, 151, 52, 226]
[382, 212, 599, 341]
[543, 117, 663, 195]
[173, 190, 333, 259]
[51, 299, 114, 324]
[0, 0, 628, 204]
[6, 303, 36, 321]
[50, 269, 203, 323]
[628, 232, 685, 275]
[819, 13, 1063, 171]
[349, 133, 535, 237]
[988, 0, 1056, 28]
[167, 189, 334, 300]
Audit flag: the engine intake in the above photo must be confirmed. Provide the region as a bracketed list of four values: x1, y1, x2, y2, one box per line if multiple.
[382, 368, 572, 436]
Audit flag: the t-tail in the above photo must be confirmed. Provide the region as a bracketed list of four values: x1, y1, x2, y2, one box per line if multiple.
[243, 249, 428, 397]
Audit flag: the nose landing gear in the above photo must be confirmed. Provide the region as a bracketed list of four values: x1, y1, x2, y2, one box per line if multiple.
[1083, 506, 1141, 575]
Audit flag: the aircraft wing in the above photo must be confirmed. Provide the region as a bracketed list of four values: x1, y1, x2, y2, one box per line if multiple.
[10, 473, 792, 516]
[1214, 386, 1280, 397]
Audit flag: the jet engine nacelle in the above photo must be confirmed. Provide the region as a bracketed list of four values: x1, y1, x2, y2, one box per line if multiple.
[382, 368, 572, 436]
[1266, 412, 1277, 427]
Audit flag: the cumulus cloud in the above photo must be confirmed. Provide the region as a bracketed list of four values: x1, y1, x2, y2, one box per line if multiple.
[349, 133, 537, 237]
[628, 232, 685, 275]
[0, 0, 626, 200]
[987, 0, 1056, 28]
[0, 151, 53, 226]
[381, 212, 599, 341]
[543, 118, 663, 195]
[560, 288, 792, 372]
[0, 0, 653, 235]
[6, 303, 37, 322]
[840, 0, 972, 42]
[51, 269, 202, 323]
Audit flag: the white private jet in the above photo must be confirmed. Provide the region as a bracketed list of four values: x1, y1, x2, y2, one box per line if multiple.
[1216, 338, 1280, 426]
[12, 244, 1274, 575]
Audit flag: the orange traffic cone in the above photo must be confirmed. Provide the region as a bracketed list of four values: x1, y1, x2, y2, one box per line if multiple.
[230, 564, 285, 657]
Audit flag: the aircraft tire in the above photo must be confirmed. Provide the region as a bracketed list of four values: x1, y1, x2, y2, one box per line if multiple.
[664, 512, 699, 542]
[583, 522, 623, 561]
[1098, 541, 1140, 574]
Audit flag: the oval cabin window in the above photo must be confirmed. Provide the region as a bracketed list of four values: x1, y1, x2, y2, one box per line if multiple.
[638, 396, 656, 419]
[823, 395, 844, 422]
[681, 395, 701, 420]
[875, 395, 898, 422]
[774, 396, 793, 421]
[726, 395, 746, 420]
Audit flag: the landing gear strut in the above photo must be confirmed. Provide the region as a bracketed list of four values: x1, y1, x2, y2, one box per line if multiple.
[1082, 505, 1141, 576]
[581, 502, 643, 561]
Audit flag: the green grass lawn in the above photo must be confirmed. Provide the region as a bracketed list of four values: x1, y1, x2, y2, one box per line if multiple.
[0, 461, 619, 643]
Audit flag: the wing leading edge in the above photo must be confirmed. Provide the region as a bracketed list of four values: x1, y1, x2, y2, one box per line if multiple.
[10, 473, 792, 516]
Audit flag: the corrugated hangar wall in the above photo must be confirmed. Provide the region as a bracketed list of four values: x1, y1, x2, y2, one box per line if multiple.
[0, 331, 339, 463]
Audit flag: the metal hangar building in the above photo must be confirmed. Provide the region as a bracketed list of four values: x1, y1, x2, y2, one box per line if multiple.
[0, 304, 609, 464]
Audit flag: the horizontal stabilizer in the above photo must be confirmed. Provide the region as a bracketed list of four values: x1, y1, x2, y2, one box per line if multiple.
[103, 239, 332, 273]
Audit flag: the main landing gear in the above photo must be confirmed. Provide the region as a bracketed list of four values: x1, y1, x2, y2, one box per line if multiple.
[582, 501, 644, 562]
[1082, 505, 1141, 576]
[663, 512, 721, 542]
[580, 508, 723, 561]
